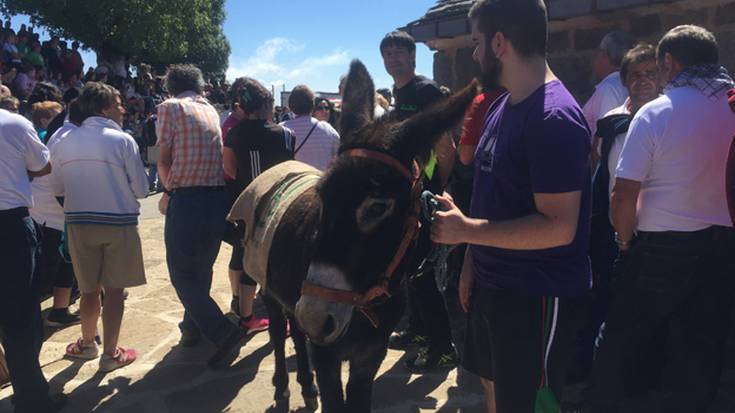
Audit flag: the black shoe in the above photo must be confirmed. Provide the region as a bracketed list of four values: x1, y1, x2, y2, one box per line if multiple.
[179, 329, 201, 347]
[388, 330, 429, 350]
[45, 309, 81, 328]
[208, 325, 245, 367]
[405, 346, 459, 373]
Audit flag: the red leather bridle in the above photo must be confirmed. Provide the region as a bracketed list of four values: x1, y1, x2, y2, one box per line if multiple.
[300, 148, 423, 328]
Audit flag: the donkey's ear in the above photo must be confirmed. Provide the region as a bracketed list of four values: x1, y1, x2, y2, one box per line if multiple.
[339, 60, 375, 141]
[391, 80, 478, 162]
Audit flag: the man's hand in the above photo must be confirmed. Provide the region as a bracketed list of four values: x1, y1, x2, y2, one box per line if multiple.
[430, 192, 470, 245]
[158, 193, 170, 216]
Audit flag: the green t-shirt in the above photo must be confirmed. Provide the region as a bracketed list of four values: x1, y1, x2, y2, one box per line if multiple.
[25, 51, 44, 67]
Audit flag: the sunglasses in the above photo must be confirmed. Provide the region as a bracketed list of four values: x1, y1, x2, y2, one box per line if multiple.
[316, 105, 330, 111]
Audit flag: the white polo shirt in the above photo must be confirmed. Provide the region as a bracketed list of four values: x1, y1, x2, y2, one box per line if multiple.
[281, 115, 340, 171]
[616, 85, 735, 232]
[0, 109, 49, 210]
[584, 72, 628, 138]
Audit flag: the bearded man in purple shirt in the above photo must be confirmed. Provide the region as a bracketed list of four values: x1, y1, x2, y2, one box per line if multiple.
[431, 0, 592, 412]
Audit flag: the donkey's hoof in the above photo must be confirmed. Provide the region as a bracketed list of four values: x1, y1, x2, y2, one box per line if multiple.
[303, 396, 319, 411]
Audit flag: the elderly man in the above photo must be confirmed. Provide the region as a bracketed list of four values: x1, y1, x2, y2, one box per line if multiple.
[569, 43, 661, 391]
[0, 99, 66, 413]
[585, 25, 735, 412]
[156, 64, 245, 365]
[53, 82, 149, 372]
[583, 30, 634, 138]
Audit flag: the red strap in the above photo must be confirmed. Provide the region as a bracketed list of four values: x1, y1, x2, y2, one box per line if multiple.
[342, 148, 417, 182]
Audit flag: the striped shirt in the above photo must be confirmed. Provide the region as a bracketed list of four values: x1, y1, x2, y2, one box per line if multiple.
[280, 115, 340, 171]
[156, 91, 225, 189]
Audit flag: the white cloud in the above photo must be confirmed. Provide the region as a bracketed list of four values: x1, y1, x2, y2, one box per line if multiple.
[226, 37, 304, 81]
[286, 49, 350, 80]
[226, 38, 351, 92]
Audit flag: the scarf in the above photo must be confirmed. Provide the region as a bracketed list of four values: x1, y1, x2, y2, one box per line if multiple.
[664, 64, 735, 101]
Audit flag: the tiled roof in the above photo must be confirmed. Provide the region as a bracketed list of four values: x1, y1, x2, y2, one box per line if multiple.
[420, 0, 474, 21]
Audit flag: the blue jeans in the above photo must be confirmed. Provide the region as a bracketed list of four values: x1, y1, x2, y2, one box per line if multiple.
[164, 188, 231, 345]
[0, 208, 52, 413]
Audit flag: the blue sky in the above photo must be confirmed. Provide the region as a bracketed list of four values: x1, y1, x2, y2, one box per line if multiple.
[10, 1, 437, 94]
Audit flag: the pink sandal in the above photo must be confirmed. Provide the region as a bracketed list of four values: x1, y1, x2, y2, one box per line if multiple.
[65, 338, 99, 360]
[99, 347, 137, 372]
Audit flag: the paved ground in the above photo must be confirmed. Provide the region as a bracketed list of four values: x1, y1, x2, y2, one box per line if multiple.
[0, 194, 486, 413]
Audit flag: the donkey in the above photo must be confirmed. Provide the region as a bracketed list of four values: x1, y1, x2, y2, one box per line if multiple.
[246, 60, 476, 412]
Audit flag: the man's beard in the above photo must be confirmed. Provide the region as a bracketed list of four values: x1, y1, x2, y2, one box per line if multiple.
[480, 51, 503, 91]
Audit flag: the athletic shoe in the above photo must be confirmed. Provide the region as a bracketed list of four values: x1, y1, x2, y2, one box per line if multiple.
[405, 346, 459, 373]
[388, 330, 429, 350]
[65, 338, 100, 360]
[99, 347, 137, 372]
[45, 309, 81, 328]
[240, 315, 269, 335]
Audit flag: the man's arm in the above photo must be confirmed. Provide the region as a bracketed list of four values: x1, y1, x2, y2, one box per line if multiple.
[431, 190, 582, 250]
[436, 133, 456, 188]
[223, 147, 237, 179]
[157, 145, 172, 191]
[610, 178, 641, 250]
[155, 102, 174, 191]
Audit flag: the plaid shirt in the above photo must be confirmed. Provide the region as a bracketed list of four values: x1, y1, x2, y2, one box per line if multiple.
[156, 91, 225, 189]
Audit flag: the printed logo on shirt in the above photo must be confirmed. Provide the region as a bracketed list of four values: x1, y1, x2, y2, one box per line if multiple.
[478, 132, 498, 173]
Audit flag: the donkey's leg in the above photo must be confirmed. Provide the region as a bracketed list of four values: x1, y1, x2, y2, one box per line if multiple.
[289, 315, 319, 410]
[345, 340, 388, 413]
[263, 293, 290, 405]
[311, 343, 345, 413]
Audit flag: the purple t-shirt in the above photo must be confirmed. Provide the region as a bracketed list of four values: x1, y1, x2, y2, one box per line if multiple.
[470, 80, 592, 297]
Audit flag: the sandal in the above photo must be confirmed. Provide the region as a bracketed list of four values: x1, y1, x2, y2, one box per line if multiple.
[99, 347, 137, 372]
[65, 338, 99, 360]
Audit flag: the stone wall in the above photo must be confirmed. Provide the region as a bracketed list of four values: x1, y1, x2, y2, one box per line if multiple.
[428, 0, 735, 103]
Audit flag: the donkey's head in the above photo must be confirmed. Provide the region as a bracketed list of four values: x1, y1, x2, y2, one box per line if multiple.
[294, 60, 476, 345]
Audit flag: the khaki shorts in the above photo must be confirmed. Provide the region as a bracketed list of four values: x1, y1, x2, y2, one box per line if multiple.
[67, 224, 146, 293]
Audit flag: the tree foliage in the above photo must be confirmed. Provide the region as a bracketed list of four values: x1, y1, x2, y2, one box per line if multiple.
[0, 0, 231, 75]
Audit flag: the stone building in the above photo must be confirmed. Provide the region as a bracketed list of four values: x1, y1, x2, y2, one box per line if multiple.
[402, 0, 735, 103]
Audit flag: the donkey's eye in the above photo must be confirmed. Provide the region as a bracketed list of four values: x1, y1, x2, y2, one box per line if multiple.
[356, 198, 396, 233]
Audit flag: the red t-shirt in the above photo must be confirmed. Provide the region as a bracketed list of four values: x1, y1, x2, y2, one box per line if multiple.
[459, 89, 505, 146]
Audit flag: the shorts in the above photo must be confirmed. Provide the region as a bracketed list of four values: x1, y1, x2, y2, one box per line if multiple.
[463, 286, 580, 412]
[67, 224, 147, 293]
[228, 243, 257, 286]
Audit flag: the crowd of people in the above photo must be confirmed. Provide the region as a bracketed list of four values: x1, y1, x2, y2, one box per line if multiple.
[1, 0, 735, 412]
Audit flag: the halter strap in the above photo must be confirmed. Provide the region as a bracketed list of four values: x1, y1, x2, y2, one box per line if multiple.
[300, 148, 423, 328]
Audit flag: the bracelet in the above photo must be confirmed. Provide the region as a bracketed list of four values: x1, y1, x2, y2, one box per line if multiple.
[614, 232, 633, 247]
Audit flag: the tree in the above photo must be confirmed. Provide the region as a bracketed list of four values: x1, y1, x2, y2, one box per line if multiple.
[0, 0, 231, 75]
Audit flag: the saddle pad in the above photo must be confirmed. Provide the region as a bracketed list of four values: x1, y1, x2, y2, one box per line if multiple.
[228, 161, 321, 290]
